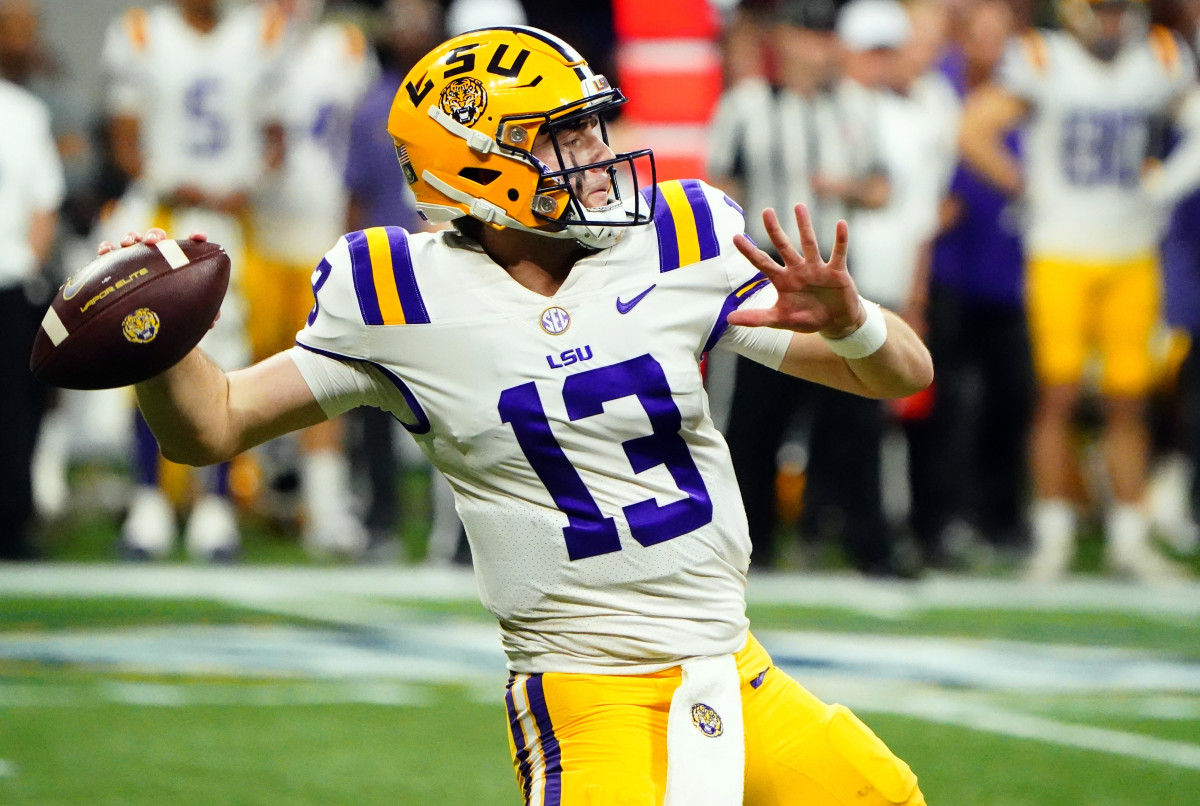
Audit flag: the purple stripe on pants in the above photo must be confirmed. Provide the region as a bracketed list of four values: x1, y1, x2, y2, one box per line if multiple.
[525, 675, 562, 806]
[506, 676, 534, 805]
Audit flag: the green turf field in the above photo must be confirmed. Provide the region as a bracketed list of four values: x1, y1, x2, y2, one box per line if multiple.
[1, 561, 1198, 805]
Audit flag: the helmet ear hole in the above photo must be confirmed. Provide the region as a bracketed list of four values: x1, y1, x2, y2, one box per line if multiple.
[507, 189, 520, 202]
[458, 167, 502, 186]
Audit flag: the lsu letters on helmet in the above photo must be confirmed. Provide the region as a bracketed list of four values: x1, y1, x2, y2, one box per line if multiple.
[1057, 0, 1148, 60]
[387, 26, 656, 249]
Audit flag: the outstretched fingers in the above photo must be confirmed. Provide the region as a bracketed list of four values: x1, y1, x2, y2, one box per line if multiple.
[725, 305, 773, 328]
[829, 219, 850, 272]
[762, 207, 805, 266]
[733, 233, 785, 281]
[791, 204, 823, 264]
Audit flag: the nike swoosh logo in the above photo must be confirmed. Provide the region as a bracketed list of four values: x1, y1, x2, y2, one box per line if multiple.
[61, 259, 113, 301]
[616, 284, 656, 314]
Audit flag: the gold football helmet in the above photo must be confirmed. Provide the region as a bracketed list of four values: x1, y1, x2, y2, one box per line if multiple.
[387, 26, 655, 249]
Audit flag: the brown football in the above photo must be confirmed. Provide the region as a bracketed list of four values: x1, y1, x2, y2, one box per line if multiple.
[30, 239, 230, 390]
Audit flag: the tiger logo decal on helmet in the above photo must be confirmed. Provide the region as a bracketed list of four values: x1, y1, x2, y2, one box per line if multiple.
[387, 26, 656, 249]
[440, 77, 487, 126]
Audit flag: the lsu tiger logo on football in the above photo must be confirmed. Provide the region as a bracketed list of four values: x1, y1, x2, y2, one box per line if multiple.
[122, 307, 161, 344]
[690, 703, 723, 738]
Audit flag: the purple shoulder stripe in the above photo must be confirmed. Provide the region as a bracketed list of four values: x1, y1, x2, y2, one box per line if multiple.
[293, 341, 431, 434]
[383, 226, 431, 325]
[642, 185, 679, 273]
[345, 231, 383, 325]
[702, 273, 770, 354]
[680, 179, 720, 262]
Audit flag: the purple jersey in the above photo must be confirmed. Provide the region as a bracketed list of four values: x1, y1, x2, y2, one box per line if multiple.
[344, 71, 424, 232]
[931, 152, 1025, 307]
[1162, 188, 1200, 332]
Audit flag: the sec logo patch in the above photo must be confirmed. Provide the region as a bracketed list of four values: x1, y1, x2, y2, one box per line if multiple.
[540, 306, 571, 335]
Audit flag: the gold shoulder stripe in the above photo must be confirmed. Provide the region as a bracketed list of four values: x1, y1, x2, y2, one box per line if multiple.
[342, 22, 367, 61]
[124, 7, 149, 51]
[1149, 25, 1180, 76]
[1019, 30, 1048, 76]
[261, 3, 286, 47]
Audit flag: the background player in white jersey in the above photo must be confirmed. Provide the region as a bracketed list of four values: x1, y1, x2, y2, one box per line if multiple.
[246, 0, 375, 558]
[100, 0, 286, 560]
[101, 26, 932, 805]
[959, 0, 1200, 582]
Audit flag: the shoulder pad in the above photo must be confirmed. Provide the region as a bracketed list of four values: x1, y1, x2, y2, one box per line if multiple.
[260, 2, 286, 48]
[123, 7, 149, 51]
[1018, 30, 1049, 76]
[343, 227, 430, 326]
[340, 22, 368, 61]
[639, 179, 746, 273]
[298, 228, 430, 359]
[1148, 25, 1186, 79]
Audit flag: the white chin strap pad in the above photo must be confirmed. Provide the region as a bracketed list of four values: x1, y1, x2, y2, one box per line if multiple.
[567, 200, 630, 249]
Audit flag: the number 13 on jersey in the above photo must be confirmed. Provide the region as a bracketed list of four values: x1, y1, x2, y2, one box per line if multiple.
[499, 354, 713, 560]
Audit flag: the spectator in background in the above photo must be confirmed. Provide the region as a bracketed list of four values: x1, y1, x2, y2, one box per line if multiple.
[0, 72, 64, 558]
[923, 0, 1033, 563]
[1152, 0, 1200, 553]
[717, 0, 771, 88]
[782, 0, 937, 576]
[343, 0, 467, 562]
[245, 0, 376, 559]
[0, 0, 93, 526]
[446, 0, 527, 38]
[0, 0, 95, 245]
[101, 0, 287, 561]
[708, 0, 889, 569]
[865, 0, 962, 568]
[1156, 182, 1200, 555]
[959, 0, 1200, 581]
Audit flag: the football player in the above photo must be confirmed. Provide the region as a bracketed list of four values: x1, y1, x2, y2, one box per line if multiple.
[100, 0, 287, 560]
[959, 0, 1200, 581]
[245, 0, 376, 557]
[105, 27, 932, 804]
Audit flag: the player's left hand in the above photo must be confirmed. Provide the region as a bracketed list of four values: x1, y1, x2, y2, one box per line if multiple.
[727, 204, 864, 338]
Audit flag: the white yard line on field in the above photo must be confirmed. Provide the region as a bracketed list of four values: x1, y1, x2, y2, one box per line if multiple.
[2, 564, 1199, 618]
[892, 692, 1200, 770]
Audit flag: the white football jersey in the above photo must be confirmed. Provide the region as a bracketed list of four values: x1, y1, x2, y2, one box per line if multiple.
[0, 80, 64, 286]
[101, 3, 287, 199]
[290, 180, 791, 674]
[997, 26, 1195, 259]
[251, 20, 377, 264]
[849, 72, 960, 308]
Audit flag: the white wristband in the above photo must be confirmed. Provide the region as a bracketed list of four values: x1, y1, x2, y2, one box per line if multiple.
[821, 297, 887, 359]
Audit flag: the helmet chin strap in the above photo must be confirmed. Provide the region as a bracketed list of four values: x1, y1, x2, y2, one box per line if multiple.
[565, 200, 629, 249]
[422, 170, 632, 249]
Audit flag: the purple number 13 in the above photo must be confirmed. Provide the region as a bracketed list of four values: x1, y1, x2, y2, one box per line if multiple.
[498, 355, 713, 560]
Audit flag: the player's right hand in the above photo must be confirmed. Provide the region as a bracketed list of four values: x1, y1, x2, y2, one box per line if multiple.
[98, 228, 208, 256]
[96, 229, 221, 329]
